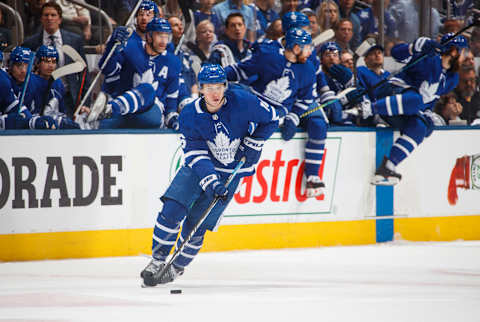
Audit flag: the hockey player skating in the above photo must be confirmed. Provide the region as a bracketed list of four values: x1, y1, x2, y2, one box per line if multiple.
[141, 64, 278, 286]
[343, 33, 469, 185]
[86, 17, 181, 129]
[225, 27, 327, 197]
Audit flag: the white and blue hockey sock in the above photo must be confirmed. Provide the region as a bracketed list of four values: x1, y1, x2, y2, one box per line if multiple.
[389, 117, 427, 166]
[109, 83, 155, 116]
[172, 233, 204, 268]
[373, 92, 424, 117]
[305, 138, 325, 178]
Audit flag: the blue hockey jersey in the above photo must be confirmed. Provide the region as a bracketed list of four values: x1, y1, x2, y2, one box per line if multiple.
[356, 66, 391, 101]
[0, 68, 20, 114]
[179, 87, 278, 184]
[225, 41, 316, 118]
[27, 74, 66, 116]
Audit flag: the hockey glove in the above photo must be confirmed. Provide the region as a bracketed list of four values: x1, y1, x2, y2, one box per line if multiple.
[29, 115, 58, 129]
[111, 26, 130, 46]
[204, 178, 229, 201]
[328, 64, 353, 86]
[2, 112, 29, 129]
[166, 112, 179, 131]
[337, 87, 366, 107]
[447, 155, 471, 206]
[235, 136, 265, 168]
[281, 113, 299, 141]
[412, 37, 442, 56]
[57, 116, 80, 129]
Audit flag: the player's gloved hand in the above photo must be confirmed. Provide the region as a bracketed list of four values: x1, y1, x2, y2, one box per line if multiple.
[235, 136, 265, 167]
[205, 179, 229, 201]
[337, 87, 366, 107]
[111, 26, 130, 45]
[30, 115, 58, 129]
[3, 112, 29, 129]
[166, 112, 179, 131]
[281, 113, 299, 141]
[58, 116, 80, 129]
[328, 64, 353, 86]
[412, 37, 442, 56]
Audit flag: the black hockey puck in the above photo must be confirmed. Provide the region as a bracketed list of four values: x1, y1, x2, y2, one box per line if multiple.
[170, 289, 182, 294]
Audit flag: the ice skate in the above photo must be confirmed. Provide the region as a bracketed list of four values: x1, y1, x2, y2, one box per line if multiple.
[306, 176, 325, 198]
[87, 91, 111, 122]
[344, 97, 372, 119]
[371, 156, 402, 186]
[141, 259, 183, 287]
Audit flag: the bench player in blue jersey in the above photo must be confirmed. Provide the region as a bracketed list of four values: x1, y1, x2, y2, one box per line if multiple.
[141, 64, 278, 286]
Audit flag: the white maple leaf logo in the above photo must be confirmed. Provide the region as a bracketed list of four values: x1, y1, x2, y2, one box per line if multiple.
[419, 80, 439, 104]
[133, 69, 158, 90]
[207, 132, 240, 166]
[263, 76, 292, 104]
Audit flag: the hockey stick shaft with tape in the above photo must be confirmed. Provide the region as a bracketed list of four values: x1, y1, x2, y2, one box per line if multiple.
[18, 54, 35, 114]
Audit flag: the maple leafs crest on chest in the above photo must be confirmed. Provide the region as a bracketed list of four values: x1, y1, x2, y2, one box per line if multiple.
[263, 76, 292, 104]
[206, 131, 240, 166]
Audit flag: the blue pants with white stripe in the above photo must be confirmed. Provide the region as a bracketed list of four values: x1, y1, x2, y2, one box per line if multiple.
[99, 83, 163, 129]
[151, 166, 241, 268]
[373, 89, 434, 166]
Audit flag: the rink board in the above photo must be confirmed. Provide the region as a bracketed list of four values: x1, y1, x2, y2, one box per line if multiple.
[0, 128, 479, 261]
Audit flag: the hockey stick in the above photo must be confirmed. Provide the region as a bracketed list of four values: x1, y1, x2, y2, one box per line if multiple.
[75, 68, 88, 109]
[174, 34, 185, 56]
[51, 61, 86, 79]
[17, 53, 35, 114]
[76, 0, 144, 112]
[300, 19, 480, 119]
[312, 29, 334, 47]
[154, 157, 246, 283]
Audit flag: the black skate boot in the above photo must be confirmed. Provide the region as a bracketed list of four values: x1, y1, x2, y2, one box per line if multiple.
[372, 156, 402, 186]
[306, 176, 325, 198]
[141, 259, 184, 287]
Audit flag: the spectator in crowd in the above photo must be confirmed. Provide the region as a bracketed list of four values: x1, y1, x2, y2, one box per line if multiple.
[461, 49, 475, 69]
[163, 0, 196, 44]
[433, 92, 465, 125]
[338, 0, 361, 49]
[302, 8, 320, 37]
[85, 0, 130, 27]
[340, 51, 354, 71]
[316, 0, 340, 33]
[23, 1, 87, 118]
[388, 0, 441, 43]
[209, 13, 251, 67]
[0, 9, 11, 50]
[454, 66, 480, 124]
[169, 15, 185, 50]
[23, 0, 47, 37]
[447, 0, 473, 21]
[212, 0, 256, 43]
[333, 18, 354, 54]
[470, 27, 480, 57]
[249, 0, 280, 40]
[279, 0, 300, 17]
[264, 18, 283, 40]
[186, 20, 216, 75]
[55, 0, 92, 43]
[356, 0, 398, 40]
[194, 0, 222, 35]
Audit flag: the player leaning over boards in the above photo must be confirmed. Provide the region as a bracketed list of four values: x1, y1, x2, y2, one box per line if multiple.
[342, 33, 469, 185]
[141, 64, 279, 286]
[225, 27, 328, 198]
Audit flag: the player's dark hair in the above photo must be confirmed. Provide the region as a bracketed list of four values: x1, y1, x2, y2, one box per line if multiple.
[225, 12, 245, 28]
[41, 1, 63, 19]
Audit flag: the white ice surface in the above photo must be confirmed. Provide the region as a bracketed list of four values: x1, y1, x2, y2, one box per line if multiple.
[1, 241, 480, 322]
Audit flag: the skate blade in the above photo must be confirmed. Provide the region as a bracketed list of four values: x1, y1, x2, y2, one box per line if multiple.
[306, 187, 324, 198]
[371, 175, 400, 186]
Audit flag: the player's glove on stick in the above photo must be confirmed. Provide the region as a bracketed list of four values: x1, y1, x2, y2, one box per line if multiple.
[203, 178, 228, 201]
[338, 87, 367, 107]
[281, 113, 299, 141]
[328, 64, 353, 86]
[235, 136, 265, 168]
[111, 26, 130, 46]
[412, 37, 442, 56]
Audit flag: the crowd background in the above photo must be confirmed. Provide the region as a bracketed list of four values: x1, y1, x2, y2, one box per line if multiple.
[0, 0, 479, 127]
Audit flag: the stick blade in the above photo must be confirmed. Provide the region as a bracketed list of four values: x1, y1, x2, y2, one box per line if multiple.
[52, 61, 85, 79]
[62, 44, 86, 67]
[355, 37, 377, 57]
[312, 29, 335, 46]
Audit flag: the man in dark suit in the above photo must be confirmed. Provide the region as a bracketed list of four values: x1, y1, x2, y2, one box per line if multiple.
[23, 1, 87, 118]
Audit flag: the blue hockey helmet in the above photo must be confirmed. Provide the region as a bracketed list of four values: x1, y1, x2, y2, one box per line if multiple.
[282, 11, 310, 33]
[146, 17, 171, 34]
[35, 45, 59, 62]
[137, 0, 159, 16]
[9, 46, 32, 64]
[319, 41, 341, 56]
[285, 27, 312, 50]
[440, 33, 469, 53]
[198, 64, 227, 86]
